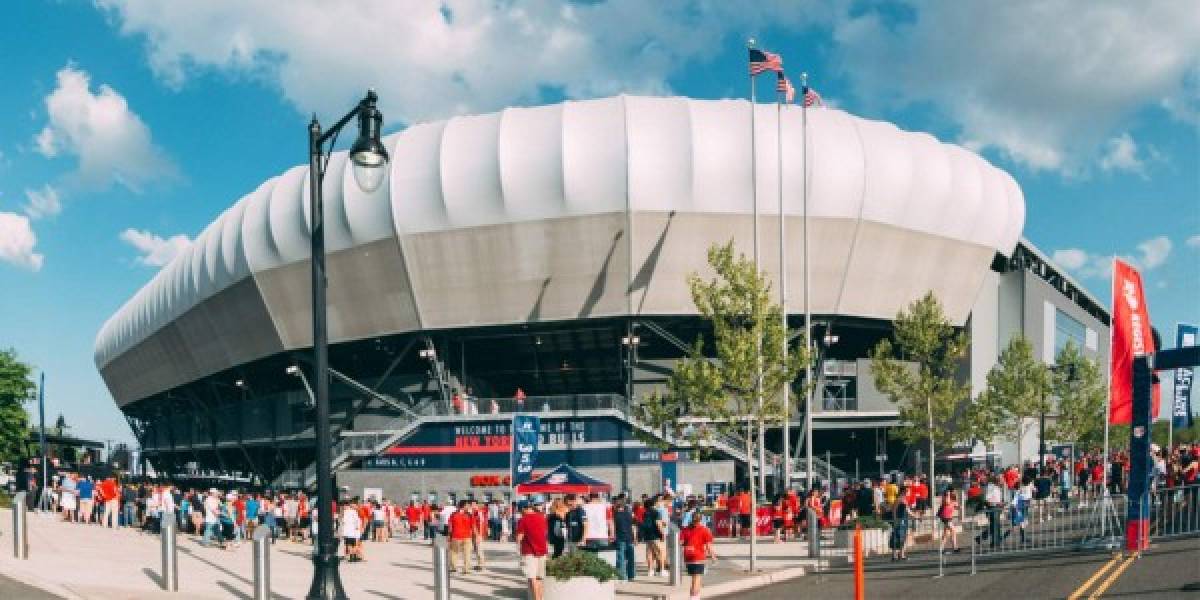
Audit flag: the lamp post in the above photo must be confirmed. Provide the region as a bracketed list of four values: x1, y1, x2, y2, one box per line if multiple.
[1039, 363, 1077, 468]
[305, 89, 389, 600]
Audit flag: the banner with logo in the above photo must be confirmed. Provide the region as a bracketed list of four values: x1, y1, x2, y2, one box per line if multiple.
[1174, 323, 1197, 430]
[510, 414, 540, 486]
[660, 452, 678, 494]
[1109, 258, 1159, 424]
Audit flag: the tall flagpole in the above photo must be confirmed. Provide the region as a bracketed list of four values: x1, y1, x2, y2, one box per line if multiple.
[802, 72, 814, 492]
[1101, 258, 1115, 537]
[747, 36, 762, 574]
[778, 79, 790, 494]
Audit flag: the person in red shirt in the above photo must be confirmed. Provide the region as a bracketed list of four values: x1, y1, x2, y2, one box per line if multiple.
[406, 502, 423, 540]
[515, 502, 549, 600]
[447, 501, 475, 575]
[469, 500, 487, 570]
[733, 489, 752, 538]
[99, 477, 120, 528]
[680, 508, 715, 600]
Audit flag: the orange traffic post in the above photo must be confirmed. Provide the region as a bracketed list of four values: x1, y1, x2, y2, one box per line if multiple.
[853, 523, 865, 600]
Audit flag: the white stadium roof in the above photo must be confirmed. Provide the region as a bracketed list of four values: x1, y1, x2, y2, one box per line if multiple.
[95, 95, 1024, 402]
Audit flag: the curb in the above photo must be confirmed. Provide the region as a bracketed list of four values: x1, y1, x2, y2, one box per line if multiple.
[701, 565, 807, 597]
[0, 565, 88, 600]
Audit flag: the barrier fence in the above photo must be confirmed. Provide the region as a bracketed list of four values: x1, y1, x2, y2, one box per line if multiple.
[808, 484, 1200, 579]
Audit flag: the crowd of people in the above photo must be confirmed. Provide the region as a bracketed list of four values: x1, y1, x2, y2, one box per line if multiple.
[25, 442, 1198, 600]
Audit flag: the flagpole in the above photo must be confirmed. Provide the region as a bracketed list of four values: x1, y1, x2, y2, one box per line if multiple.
[1101, 258, 1115, 537]
[747, 36, 761, 574]
[802, 72, 814, 493]
[778, 81, 790, 496]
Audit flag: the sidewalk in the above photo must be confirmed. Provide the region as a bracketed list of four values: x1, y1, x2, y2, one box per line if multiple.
[0, 510, 813, 599]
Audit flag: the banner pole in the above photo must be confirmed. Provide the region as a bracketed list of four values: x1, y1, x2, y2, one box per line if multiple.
[1102, 258, 1114, 538]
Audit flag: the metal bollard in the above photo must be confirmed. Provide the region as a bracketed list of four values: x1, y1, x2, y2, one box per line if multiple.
[667, 524, 682, 587]
[252, 527, 271, 600]
[12, 491, 28, 559]
[160, 513, 178, 591]
[807, 508, 820, 572]
[432, 535, 450, 600]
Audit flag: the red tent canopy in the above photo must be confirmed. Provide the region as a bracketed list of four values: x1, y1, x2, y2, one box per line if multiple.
[515, 463, 612, 495]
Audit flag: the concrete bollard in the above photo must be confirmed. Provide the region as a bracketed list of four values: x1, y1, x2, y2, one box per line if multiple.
[12, 491, 28, 559]
[432, 535, 450, 600]
[160, 513, 178, 591]
[667, 523, 682, 587]
[252, 527, 271, 600]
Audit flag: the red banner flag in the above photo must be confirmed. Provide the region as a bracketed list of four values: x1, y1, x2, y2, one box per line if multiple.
[1109, 258, 1159, 424]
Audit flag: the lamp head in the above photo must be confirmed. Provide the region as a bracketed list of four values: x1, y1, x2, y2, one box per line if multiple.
[350, 89, 389, 193]
[286, 365, 300, 376]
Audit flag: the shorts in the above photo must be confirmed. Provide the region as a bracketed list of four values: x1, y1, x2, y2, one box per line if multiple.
[772, 518, 784, 530]
[373, 520, 386, 528]
[521, 554, 547, 579]
[343, 537, 358, 547]
[686, 563, 706, 575]
[738, 514, 752, 529]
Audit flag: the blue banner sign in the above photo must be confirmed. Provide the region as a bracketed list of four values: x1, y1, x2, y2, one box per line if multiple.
[362, 416, 667, 470]
[1173, 323, 1196, 430]
[511, 414, 541, 486]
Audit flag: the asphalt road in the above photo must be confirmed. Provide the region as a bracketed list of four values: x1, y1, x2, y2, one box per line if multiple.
[0, 574, 60, 599]
[720, 536, 1200, 600]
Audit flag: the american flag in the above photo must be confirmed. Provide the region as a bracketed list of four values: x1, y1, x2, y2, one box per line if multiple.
[803, 85, 823, 108]
[776, 73, 795, 104]
[749, 48, 783, 76]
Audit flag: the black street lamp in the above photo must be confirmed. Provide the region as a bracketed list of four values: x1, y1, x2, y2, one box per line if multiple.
[305, 89, 388, 600]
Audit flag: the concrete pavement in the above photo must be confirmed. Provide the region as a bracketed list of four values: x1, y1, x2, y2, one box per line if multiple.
[0, 509, 816, 599]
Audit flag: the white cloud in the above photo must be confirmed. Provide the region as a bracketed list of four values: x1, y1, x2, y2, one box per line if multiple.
[1187, 234, 1200, 249]
[119, 228, 192, 267]
[22, 184, 62, 220]
[1098, 133, 1146, 176]
[94, 0, 832, 126]
[34, 65, 176, 192]
[834, 2, 1200, 174]
[0, 212, 44, 271]
[1051, 248, 1088, 270]
[1053, 235, 1173, 279]
[1136, 236, 1171, 269]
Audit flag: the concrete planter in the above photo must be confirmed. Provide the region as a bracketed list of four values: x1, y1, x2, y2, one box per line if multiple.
[544, 576, 616, 600]
[834, 527, 890, 556]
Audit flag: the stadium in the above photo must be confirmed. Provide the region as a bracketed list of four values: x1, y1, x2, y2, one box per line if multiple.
[93, 95, 1110, 502]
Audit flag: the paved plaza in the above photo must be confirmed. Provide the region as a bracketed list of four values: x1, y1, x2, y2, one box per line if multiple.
[0, 509, 815, 599]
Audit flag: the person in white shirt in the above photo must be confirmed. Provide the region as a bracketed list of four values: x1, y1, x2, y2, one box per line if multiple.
[439, 502, 457, 537]
[581, 494, 613, 549]
[203, 490, 223, 548]
[341, 501, 363, 562]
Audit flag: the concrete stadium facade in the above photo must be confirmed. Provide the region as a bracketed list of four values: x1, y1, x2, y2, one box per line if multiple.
[93, 95, 1099, 494]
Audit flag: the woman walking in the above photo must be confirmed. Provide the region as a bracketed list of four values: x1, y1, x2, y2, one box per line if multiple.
[938, 489, 960, 554]
[890, 483, 911, 561]
[546, 499, 569, 558]
[680, 508, 716, 600]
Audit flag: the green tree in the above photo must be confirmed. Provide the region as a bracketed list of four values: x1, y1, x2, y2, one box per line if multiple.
[979, 336, 1049, 467]
[640, 241, 808, 567]
[0, 349, 36, 464]
[1048, 341, 1106, 449]
[869, 292, 972, 476]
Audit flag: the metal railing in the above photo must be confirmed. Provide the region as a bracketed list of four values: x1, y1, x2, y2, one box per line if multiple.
[1148, 483, 1200, 539]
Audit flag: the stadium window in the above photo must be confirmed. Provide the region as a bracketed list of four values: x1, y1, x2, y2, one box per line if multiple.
[1055, 309, 1086, 355]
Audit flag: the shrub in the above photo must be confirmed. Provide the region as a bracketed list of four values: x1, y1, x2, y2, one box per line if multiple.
[546, 550, 620, 582]
[837, 514, 892, 531]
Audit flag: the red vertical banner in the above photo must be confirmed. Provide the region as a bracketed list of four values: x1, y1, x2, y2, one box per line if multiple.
[1109, 258, 1158, 424]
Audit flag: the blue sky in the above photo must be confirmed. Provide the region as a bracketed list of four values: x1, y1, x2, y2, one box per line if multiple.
[1, 1, 1197, 444]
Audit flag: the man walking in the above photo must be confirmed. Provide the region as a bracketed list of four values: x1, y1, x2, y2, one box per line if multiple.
[515, 501, 549, 600]
[447, 501, 474, 575]
[612, 497, 637, 581]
